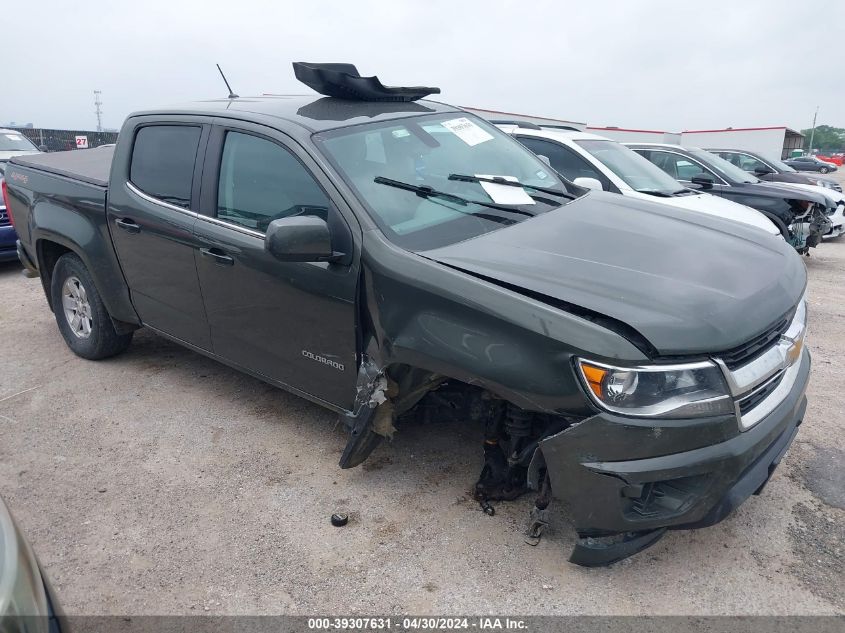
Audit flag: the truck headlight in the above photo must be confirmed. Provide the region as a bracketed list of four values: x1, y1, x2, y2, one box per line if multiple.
[576, 359, 733, 418]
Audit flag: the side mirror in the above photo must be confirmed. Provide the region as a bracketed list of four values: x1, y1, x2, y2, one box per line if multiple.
[38, 145, 48, 152]
[572, 177, 603, 191]
[537, 155, 551, 167]
[753, 165, 774, 175]
[265, 215, 343, 263]
[690, 173, 714, 190]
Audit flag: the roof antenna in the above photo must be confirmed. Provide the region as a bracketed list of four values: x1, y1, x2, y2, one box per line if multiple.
[216, 64, 239, 99]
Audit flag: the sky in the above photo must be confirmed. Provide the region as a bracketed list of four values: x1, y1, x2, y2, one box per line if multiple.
[5, 1, 844, 133]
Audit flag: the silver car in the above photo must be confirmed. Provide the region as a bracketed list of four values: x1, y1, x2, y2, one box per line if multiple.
[0, 496, 61, 632]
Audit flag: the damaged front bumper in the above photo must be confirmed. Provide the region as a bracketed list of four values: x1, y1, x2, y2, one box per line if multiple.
[822, 203, 845, 239]
[538, 346, 810, 566]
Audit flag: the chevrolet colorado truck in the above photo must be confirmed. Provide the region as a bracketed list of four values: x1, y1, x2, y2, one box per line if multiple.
[3, 63, 811, 565]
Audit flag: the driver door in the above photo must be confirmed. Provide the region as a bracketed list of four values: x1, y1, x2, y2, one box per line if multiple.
[192, 121, 361, 410]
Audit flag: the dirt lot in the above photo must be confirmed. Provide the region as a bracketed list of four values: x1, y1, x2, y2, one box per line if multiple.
[1, 180, 844, 615]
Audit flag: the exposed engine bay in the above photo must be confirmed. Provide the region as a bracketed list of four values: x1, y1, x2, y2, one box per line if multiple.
[783, 201, 832, 254]
[339, 335, 809, 568]
[339, 362, 607, 560]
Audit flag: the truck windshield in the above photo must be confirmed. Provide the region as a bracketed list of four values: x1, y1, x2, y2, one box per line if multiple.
[0, 132, 38, 152]
[315, 114, 572, 250]
[575, 139, 685, 195]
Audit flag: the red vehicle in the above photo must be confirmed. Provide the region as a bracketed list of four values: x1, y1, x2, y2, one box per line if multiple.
[817, 155, 844, 166]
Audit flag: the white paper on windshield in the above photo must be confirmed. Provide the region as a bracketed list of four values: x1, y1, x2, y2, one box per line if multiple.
[441, 117, 493, 146]
[476, 175, 535, 205]
[4, 134, 23, 141]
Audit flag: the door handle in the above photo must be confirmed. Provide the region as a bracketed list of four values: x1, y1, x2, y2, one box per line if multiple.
[115, 218, 140, 234]
[200, 247, 234, 266]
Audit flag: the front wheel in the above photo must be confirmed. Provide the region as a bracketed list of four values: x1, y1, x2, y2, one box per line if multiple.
[819, 167, 830, 174]
[50, 253, 133, 359]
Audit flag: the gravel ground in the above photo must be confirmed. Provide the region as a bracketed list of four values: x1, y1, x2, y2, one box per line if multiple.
[1, 177, 844, 615]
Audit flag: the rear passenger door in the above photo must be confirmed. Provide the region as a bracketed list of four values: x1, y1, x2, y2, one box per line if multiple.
[192, 121, 360, 410]
[107, 118, 212, 350]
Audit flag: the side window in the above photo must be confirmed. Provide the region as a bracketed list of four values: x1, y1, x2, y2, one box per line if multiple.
[130, 125, 201, 208]
[517, 137, 610, 188]
[736, 153, 767, 171]
[675, 159, 703, 180]
[717, 152, 742, 167]
[640, 151, 707, 181]
[216, 131, 329, 233]
[636, 150, 676, 178]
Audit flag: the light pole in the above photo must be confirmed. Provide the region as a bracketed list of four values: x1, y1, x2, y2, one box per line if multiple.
[94, 90, 103, 132]
[807, 106, 819, 155]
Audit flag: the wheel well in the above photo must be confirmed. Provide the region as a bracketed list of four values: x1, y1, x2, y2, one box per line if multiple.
[36, 240, 73, 311]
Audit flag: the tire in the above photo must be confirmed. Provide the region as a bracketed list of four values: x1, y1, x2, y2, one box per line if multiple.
[50, 253, 133, 359]
[819, 167, 829, 174]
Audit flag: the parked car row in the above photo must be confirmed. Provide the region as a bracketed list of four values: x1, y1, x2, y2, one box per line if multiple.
[0, 63, 815, 598]
[627, 144, 835, 254]
[709, 149, 841, 192]
[495, 122, 839, 255]
[1, 130, 42, 263]
[783, 154, 838, 173]
[0, 163, 17, 262]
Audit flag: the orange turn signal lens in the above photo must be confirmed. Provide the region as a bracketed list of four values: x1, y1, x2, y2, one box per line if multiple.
[580, 363, 608, 399]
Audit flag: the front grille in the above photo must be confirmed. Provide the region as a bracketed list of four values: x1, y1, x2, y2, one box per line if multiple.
[719, 315, 791, 370]
[0, 208, 8, 226]
[739, 371, 785, 415]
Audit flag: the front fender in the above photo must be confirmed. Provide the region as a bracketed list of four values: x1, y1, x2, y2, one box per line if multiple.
[360, 232, 648, 414]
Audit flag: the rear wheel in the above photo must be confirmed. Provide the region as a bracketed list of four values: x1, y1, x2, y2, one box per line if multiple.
[50, 253, 133, 359]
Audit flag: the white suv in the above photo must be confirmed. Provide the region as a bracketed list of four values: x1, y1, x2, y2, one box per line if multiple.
[496, 123, 780, 237]
[0, 129, 40, 162]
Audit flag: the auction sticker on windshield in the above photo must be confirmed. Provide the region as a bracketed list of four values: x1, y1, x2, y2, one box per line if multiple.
[441, 117, 494, 146]
[476, 175, 535, 205]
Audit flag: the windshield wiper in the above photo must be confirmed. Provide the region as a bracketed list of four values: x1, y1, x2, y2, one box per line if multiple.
[373, 176, 537, 217]
[636, 189, 673, 197]
[448, 173, 576, 199]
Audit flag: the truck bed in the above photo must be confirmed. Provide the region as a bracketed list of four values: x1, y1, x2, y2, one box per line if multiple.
[11, 146, 114, 188]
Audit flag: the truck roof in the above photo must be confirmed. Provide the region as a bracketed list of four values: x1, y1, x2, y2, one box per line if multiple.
[130, 95, 462, 133]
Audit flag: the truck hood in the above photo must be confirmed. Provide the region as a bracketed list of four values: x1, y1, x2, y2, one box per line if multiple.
[421, 191, 806, 356]
[627, 189, 779, 235]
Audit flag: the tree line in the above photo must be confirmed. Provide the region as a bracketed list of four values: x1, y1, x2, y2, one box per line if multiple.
[801, 125, 845, 152]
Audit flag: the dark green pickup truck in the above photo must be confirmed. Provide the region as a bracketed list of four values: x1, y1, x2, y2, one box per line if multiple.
[3, 64, 810, 565]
